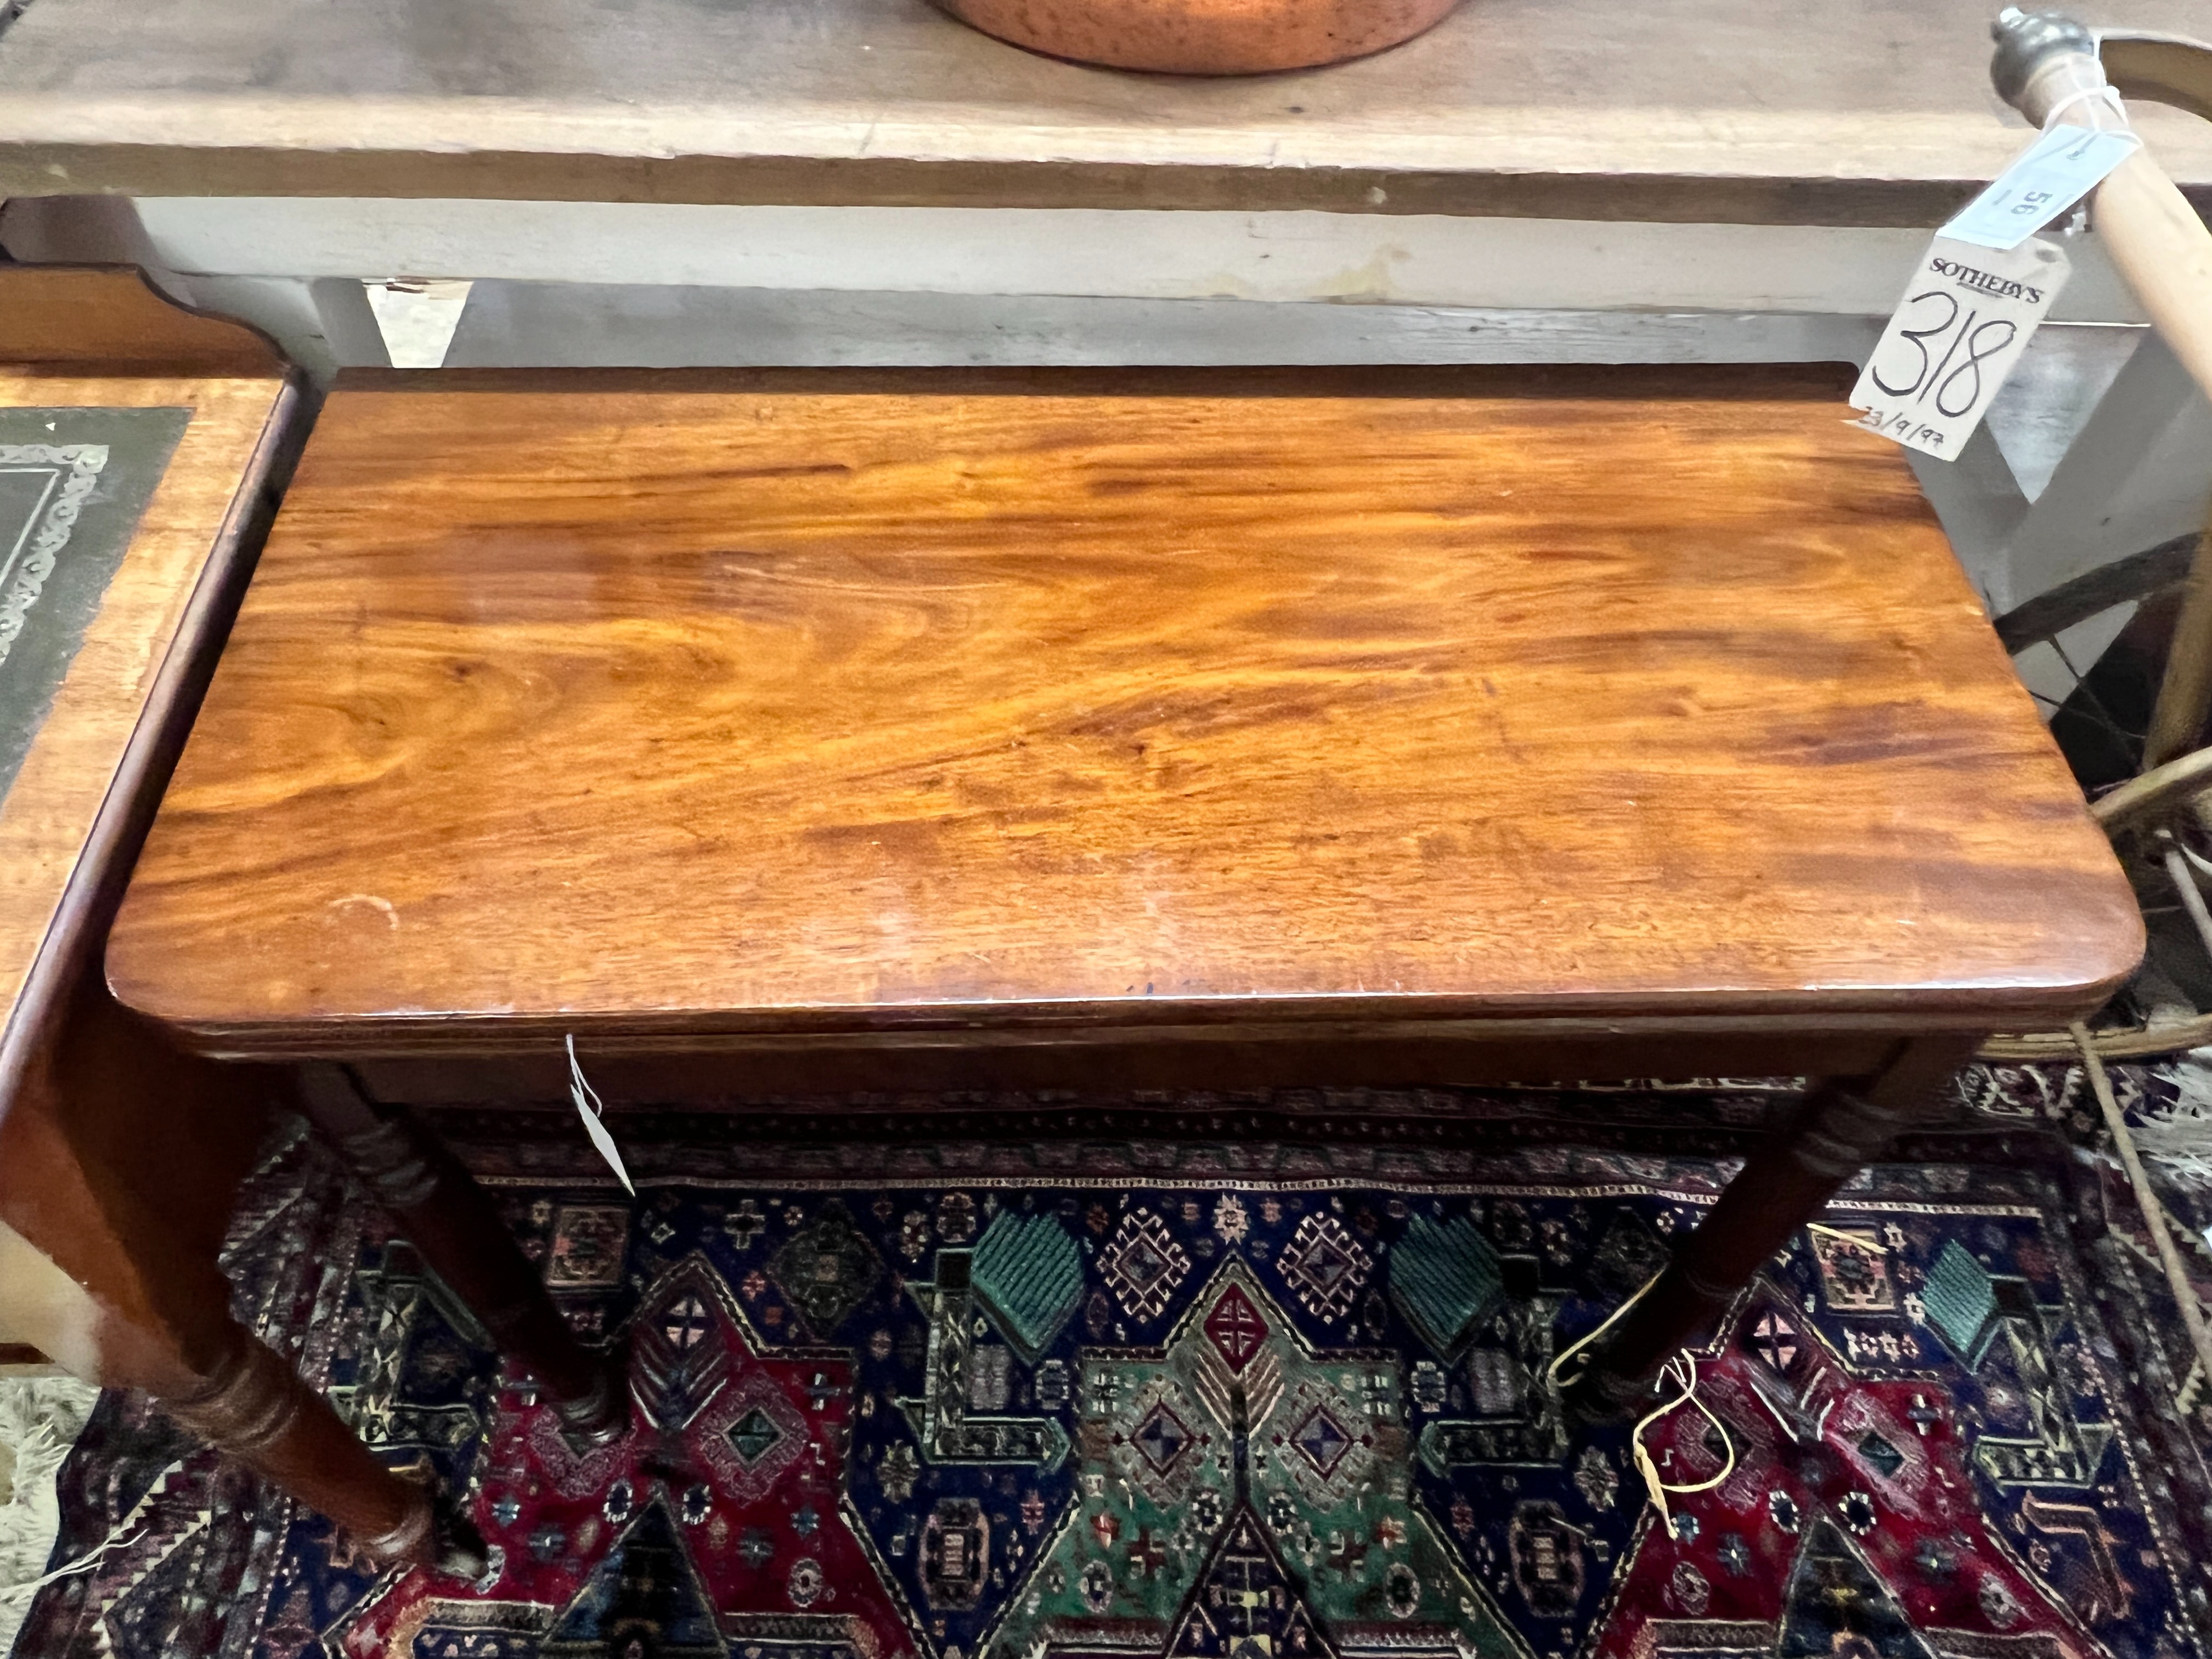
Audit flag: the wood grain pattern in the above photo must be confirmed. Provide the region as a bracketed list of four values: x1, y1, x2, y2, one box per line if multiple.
[3, 0, 2210, 222]
[0, 368, 286, 1056]
[109, 366, 2141, 1058]
[0, 267, 283, 376]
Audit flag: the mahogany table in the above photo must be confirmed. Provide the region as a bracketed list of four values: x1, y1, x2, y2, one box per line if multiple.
[0, 269, 483, 1569]
[108, 364, 2142, 1550]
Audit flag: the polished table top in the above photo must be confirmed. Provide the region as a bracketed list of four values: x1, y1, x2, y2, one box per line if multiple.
[3, 0, 2209, 222]
[105, 367, 2140, 1059]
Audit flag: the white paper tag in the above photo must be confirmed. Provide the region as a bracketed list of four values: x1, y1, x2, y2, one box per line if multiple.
[1849, 235, 2070, 460]
[567, 1032, 635, 1195]
[1940, 123, 2140, 250]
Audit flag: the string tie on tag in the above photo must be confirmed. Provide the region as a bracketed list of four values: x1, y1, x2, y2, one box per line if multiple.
[567, 1032, 635, 1196]
[2040, 83, 2127, 132]
[1544, 1271, 1735, 1538]
[1548, 1268, 1662, 1389]
[1630, 1353, 1736, 1538]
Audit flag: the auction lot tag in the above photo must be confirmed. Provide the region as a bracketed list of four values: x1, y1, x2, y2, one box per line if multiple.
[1940, 122, 2140, 250]
[1849, 235, 2069, 460]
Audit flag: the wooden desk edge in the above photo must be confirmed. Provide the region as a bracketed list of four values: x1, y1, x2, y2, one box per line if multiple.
[319, 1015, 2072, 1104]
[0, 373, 304, 1109]
[0, 267, 287, 378]
[0, 148, 2047, 228]
[118, 965, 2141, 1066]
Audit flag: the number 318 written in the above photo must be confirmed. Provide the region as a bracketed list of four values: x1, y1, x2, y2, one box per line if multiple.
[1869, 290, 2017, 419]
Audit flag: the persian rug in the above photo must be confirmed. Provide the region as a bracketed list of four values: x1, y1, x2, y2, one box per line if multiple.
[11, 1075, 2211, 1659]
[2076, 1065, 2212, 1464]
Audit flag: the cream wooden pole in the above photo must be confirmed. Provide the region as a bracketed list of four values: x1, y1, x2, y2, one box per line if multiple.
[1993, 18, 2212, 399]
[2094, 139, 2212, 765]
[1993, 13, 2212, 764]
[2090, 97, 2212, 765]
[2095, 150, 2212, 400]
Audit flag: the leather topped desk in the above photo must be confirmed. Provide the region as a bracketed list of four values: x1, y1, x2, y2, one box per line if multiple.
[110, 364, 2140, 1425]
[0, 269, 474, 1569]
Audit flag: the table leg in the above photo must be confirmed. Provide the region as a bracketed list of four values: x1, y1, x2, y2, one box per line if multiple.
[0, 1217, 473, 1570]
[297, 1064, 628, 1448]
[163, 1321, 484, 1570]
[0, 985, 483, 1575]
[1564, 1035, 1979, 1419]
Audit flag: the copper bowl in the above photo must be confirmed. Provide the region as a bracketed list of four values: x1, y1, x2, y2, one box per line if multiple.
[931, 0, 1463, 74]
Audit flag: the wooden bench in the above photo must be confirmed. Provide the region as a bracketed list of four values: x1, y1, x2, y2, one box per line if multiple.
[106, 364, 2141, 1553]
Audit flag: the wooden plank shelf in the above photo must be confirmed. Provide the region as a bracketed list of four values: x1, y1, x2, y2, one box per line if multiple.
[3, 0, 2210, 222]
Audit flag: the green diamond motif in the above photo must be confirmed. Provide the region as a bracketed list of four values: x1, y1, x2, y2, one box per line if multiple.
[1390, 1214, 1504, 1361]
[970, 1211, 1084, 1362]
[725, 1406, 783, 1466]
[1922, 1238, 1999, 1366]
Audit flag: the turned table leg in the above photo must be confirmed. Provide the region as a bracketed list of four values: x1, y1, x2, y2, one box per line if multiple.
[297, 1064, 628, 1447]
[0, 981, 482, 1574]
[1566, 1035, 1980, 1419]
[0, 1217, 468, 1571]
[0, 1215, 477, 1573]
[161, 1321, 484, 1571]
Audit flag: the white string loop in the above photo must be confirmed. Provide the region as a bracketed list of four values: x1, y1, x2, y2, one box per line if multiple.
[2041, 82, 2128, 132]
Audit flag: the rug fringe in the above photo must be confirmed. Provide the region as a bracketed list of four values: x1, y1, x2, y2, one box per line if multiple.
[2135, 1050, 2212, 1170]
[0, 1375, 100, 1652]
